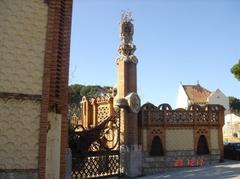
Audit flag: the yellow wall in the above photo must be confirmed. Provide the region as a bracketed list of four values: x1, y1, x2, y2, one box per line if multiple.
[0, 99, 40, 169]
[0, 0, 48, 95]
[142, 129, 147, 151]
[210, 129, 219, 149]
[166, 129, 194, 151]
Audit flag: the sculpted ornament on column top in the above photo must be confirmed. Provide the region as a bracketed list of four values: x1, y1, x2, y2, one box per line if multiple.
[116, 12, 138, 64]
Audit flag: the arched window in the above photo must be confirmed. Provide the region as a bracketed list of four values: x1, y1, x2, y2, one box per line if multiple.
[150, 136, 164, 156]
[197, 135, 209, 155]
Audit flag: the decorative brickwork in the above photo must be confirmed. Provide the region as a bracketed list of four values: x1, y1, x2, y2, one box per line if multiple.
[97, 104, 111, 123]
[194, 127, 210, 153]
[80, 96, 114, 129]
[139, 102, 225, 164]
[39, 0, 73, 178]
[115, 12, 139, 146]
[140, 103, 224, 127]
[147, 127, 165, 154]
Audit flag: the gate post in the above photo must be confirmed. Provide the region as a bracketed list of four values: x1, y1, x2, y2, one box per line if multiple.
[120, 142, 143, 177]
[114, 12, 142, 177]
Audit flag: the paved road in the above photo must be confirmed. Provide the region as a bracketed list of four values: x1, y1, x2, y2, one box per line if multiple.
[138, 160, 240, 179]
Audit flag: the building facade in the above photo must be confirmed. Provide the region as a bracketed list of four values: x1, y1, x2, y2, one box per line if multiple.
[176, 84, 229, 111]
[223, 113, 240, 142]
[77, 14, 225, 176]
[0, 1, 73, 178]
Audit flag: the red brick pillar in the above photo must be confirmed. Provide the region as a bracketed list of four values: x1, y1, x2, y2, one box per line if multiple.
[39, 0, 73, 178]
[115, 12, 142, 177]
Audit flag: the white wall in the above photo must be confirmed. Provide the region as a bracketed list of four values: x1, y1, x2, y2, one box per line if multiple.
[225, 113, 240, 124]
[208, 89, 229, 111]
[223, 113, 240, 141]
[176, 85, 189, 109]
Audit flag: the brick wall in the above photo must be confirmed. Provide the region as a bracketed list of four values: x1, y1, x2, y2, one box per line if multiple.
[39, 0, 72, 178]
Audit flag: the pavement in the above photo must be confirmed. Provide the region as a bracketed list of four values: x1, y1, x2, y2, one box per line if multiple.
[136, 160, 240, 179]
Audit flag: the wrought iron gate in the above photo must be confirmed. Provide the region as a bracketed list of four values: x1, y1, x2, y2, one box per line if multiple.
[70, 112, 121, 178]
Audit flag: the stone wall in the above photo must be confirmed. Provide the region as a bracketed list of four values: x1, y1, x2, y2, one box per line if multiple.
[142, 150, 221, 175]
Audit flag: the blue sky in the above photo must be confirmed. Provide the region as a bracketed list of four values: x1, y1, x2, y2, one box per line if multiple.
[69, 0, 240, 107]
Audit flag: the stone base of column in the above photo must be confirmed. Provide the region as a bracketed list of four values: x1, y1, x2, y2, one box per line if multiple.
[120, 144, 142, 177]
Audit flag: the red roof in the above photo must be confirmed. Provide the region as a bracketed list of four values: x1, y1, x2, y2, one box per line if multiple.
[183, 84, 211, 104]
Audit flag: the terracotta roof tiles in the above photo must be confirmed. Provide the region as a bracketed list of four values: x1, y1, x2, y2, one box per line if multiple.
[183, 84, 211, 104]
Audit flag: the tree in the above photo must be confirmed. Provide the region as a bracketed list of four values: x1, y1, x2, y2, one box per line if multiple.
[229, 96, 240, 113]
[231, 60, 240, 81]
[67, 84, 111, 127]
[68, 84, 84, 105]
[68, 84, 111, 105]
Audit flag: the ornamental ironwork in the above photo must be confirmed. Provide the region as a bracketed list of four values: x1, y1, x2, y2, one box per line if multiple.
[69, 112, 121, 178]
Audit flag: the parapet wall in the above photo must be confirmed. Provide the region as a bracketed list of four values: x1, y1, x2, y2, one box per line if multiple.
[139, 103, 225, 175]
[75, 98, 225, 175]
[80, 96, 114, 129]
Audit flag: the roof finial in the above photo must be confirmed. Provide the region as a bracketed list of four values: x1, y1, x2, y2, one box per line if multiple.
[121, 10, 133, 23]
[116, 11, 138, 64]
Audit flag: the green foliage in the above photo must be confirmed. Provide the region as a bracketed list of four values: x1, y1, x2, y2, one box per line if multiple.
[229, 96, 240, 113]
[231, 61, 240, 81]
[68, 84, 111, 105]
[68, 84, 84, 105]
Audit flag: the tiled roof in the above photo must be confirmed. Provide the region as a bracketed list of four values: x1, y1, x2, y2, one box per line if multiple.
[183, 84, 211, 104]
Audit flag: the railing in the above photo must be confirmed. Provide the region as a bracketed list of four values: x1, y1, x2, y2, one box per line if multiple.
[140, 103, 224, 127]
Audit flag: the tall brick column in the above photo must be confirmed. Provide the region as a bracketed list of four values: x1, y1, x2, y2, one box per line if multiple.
[115, 13, 142, 177]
